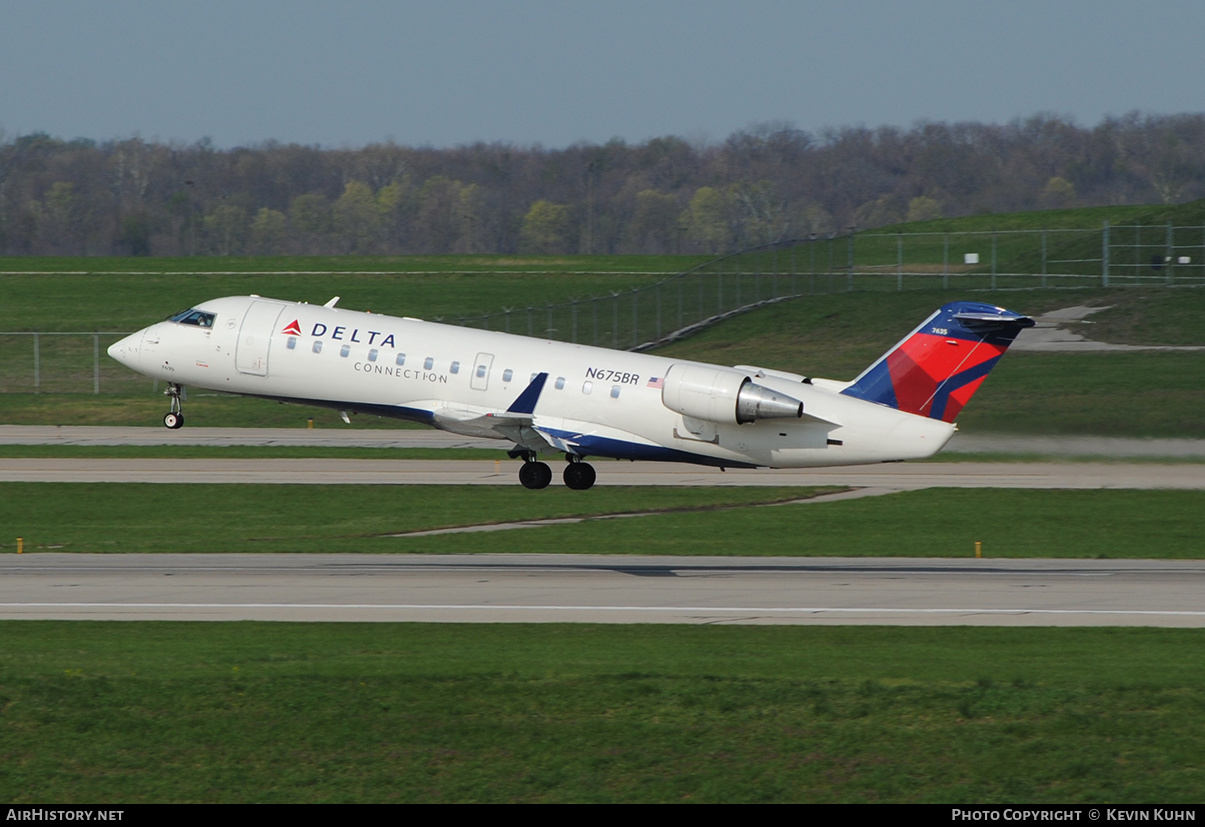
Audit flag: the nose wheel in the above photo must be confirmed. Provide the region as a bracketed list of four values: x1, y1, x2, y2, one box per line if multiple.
[163, 383, 185, 430]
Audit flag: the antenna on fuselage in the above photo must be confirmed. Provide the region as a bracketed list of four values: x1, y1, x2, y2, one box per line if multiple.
[324, 296, 340, 308]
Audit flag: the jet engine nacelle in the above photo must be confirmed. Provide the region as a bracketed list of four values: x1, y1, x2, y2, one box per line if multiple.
[661, 363, 804, 425]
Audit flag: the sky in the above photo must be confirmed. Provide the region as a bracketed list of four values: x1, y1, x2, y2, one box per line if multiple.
[3, 0, 1205, 149]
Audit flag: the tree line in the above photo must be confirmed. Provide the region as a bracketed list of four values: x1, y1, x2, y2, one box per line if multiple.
[2, 112, 1204, 258]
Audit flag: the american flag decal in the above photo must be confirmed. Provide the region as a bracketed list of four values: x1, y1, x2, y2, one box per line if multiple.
[647, 376, 664, 389]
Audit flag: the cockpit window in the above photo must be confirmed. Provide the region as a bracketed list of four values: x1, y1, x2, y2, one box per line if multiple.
[167, 308, 216, 328]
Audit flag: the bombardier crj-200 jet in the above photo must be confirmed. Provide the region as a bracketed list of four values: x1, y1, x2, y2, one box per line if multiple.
[108, 296, 1034, 489]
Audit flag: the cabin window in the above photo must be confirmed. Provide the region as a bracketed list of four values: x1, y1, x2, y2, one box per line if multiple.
[312, 341, 323, 354]
[395, 353, 406, 366]
[339, 344, 350, 358]
[610, 385, 621, 399]
[555, 376, 566, 390]
[582, 381, 593, 395]
[502, 369, 513, 382]
[287, 337, 297, 350]
[450, 361, 460, 374]
[476, 364, 487, 379]
[368, 349, 378, 362]
[424, 357, 434, 370]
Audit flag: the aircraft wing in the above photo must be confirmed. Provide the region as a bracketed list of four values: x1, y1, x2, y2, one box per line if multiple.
[430, 372, 558, 453]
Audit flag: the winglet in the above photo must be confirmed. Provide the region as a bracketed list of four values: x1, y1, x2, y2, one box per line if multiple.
[507, 372, 549, 414]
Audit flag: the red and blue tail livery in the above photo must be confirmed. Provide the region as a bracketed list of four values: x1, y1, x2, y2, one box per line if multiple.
[840, 302, 1034, 422]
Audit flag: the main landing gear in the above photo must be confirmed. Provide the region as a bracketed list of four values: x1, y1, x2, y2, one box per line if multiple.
[163, 383, 185, 429]
[563, 457, 597, 490]
[514, 452, 597, 490]
[518, 457, 553, 490]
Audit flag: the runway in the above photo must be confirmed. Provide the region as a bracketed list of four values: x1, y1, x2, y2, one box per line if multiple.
[3, 425, 1205, 458]
[3, 427, 1201, 628]
[2, 457, 1203, 488]
[2, 553, 1202, 627]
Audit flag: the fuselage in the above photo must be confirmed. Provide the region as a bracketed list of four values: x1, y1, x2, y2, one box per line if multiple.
[107, 295, 957, 469]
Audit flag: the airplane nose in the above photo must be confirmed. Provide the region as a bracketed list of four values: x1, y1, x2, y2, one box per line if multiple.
[107, 331, 143, 371]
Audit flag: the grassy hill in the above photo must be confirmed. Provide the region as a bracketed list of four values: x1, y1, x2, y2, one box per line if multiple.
[1, 202, 1202, 435]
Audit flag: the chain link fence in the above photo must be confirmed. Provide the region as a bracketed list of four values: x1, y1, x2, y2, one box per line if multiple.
[5, 222, 1203, 394]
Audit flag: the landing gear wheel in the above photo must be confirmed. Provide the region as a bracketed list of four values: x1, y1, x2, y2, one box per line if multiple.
[518, 460, 553, 490]
[563, 461, 597, 490]
[162, 383, 185, 430]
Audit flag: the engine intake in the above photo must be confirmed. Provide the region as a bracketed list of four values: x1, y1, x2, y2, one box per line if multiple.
[661, 364, 804, 425]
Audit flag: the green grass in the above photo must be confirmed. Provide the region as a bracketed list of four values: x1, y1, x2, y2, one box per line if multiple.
[2, 623, 1203, 803]
[652, 289, 1205, 437]
[0, 254, 708, 332]
[653, 288, 1205, 375]
[3, 485, 1201, 558]
[0, 484, 835, 554]
[957, 351, 1205, 437]
[2, 251, 1203, 436]
[379, 488, 1205, 558]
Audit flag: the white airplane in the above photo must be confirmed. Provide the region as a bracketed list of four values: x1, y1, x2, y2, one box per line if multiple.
[107, 295, 1033, 489]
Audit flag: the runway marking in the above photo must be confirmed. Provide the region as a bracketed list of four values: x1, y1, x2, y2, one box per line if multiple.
[4, 602, 1205, 617]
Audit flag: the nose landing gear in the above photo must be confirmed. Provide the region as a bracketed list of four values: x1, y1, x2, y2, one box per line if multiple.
[163, 383, 185, 429]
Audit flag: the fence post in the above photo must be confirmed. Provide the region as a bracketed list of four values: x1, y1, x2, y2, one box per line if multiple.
[655, 283, 662, 339]
[828, 237, 834, 293]
[1102, 221, 1110, 287]
[942, 233, 949, 289]
[717, 258, 723, 313]
[1167, 222, 1175, 285]
[846, 234, 854, 291]
[1041, 229, 1047, 288]
[896, 232, 903, 291]
[791, 246, 797, 295]
[677, 277, 684, 330]
[991, 233, 997, 290]
[613, 297, 619, 348]
[631, 291, 638, 348]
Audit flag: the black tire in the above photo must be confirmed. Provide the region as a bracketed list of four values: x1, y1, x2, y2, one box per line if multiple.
[519, 461, 553, 490]
[164, 412, 184, 430]
[563, 462, 597, 490]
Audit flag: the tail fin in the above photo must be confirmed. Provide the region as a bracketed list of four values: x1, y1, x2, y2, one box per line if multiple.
[840, 301, 1034, 422]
